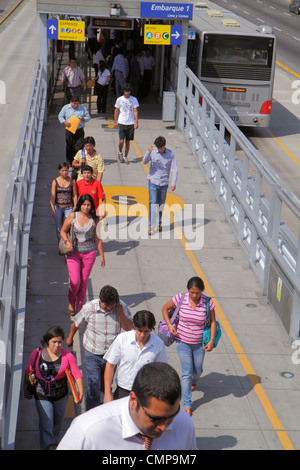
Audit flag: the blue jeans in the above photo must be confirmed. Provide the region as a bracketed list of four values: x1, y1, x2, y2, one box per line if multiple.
[84, 349, 106, 411]
[176, 340, 205, 409]
[148, 181, 168, 228]
[35, 395, 68, 449]
[54, 204, 73, 242]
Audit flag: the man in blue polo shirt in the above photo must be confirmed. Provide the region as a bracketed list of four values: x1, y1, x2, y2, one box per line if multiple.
[58, 95, 91, 164]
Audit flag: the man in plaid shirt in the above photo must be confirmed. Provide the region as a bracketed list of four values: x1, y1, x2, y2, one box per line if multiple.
[67, 285, 132, 410]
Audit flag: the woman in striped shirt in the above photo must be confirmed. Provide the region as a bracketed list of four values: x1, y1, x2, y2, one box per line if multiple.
[162, 277, 217, 416]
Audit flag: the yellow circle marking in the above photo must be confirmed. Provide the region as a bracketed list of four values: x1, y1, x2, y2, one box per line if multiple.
[104, 185, 185, 218]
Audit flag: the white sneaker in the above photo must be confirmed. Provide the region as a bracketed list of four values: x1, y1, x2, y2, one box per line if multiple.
[118, 152, 124, 163]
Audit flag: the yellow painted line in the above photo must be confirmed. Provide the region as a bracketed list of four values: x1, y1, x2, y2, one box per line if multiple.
[276, 61, 300, 80]
[266, 129, 300, 168]
[269, 62, 300, 167]
[133, 139, 295, 450]
[0, 0, 24, 25]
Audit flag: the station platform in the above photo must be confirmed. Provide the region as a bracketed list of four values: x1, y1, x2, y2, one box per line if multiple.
[12, 50, 300, 451]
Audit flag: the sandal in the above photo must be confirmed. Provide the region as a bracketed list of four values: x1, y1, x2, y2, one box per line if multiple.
[183, 407, 192, 416]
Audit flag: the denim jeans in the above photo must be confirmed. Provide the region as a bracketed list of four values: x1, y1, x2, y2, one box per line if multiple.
[176, 340, 205, 409]
[148, 181, 168, 228]
[84, 349, 106, 411]
[35, 395, 68, 449]
[54, 204, 73, 242]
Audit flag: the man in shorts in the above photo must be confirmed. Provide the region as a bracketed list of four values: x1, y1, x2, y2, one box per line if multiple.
[113, 84, 139, 165]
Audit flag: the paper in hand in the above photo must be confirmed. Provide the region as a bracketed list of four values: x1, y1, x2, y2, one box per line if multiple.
[66, 115, 80, 134]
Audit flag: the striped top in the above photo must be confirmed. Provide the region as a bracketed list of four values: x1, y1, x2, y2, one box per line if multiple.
[74, 149, 104, 181]
[61, 65, 85, 88]
[172, 292, 216, 345]
[74, 299, 132, 355]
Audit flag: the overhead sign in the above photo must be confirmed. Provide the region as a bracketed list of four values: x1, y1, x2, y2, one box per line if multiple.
[91, 18, 133, 30]
[47, 19, 85, 41]
[144, 25, 182, 45]
[140, 2, 193, 19]
[188, 27, 196, 40]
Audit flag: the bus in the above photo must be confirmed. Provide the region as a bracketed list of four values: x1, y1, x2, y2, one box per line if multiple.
[186, 1, 277, 127]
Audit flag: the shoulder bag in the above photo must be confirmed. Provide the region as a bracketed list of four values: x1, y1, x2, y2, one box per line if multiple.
[158, 294, 184, 347]
[72, 148, 85, 181]
[23, 348, 40, 399]
[202, 297, 222, 348]
[58, 213, 76, 255]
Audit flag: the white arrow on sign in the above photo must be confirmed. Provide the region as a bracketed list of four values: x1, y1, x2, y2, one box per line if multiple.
[171, 31, 180, 40]
[49, 25, 57, 34]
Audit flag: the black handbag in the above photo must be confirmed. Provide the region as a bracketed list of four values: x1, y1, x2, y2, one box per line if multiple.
[71, 149, 85, 181]
[23, 349, 40, 399]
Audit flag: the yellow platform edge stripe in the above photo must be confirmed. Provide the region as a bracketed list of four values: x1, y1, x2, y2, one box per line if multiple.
[132, 139, 295, 450]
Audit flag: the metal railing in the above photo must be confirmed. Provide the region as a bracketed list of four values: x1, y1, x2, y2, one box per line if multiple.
[176, 67, 300, 340]
[0, 60, 47, 449]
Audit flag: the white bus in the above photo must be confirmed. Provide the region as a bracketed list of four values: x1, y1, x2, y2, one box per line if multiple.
[186, 1, 277, 127]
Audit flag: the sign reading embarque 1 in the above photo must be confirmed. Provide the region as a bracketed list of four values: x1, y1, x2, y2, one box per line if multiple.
[140, 2, 193, 19]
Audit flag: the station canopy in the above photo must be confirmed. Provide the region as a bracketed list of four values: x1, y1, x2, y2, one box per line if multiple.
[36, 0, 194, 19]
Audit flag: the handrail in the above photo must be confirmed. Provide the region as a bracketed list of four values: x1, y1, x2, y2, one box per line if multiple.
[176, 66, 300, 338]
[0, 60, 47, 450]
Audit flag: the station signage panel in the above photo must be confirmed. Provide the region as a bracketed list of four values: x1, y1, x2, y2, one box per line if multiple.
[91, 18, 134, 30]
[140, 2, 193, 19]
[47, 19, 85, 41]
[144, 24, 182, 45]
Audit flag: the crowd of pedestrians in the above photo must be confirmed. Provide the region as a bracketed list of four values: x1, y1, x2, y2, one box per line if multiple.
[23, 25, 219, 451]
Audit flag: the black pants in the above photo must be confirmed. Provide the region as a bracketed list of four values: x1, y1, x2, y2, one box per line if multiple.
[142, 70, 152, 97]
[65, 127, 84, 164]
[113, 385, 130, 400]
[96, 85, 109, 113]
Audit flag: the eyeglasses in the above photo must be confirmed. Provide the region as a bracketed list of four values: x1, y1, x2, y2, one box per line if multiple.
[139, 402, 180, 425]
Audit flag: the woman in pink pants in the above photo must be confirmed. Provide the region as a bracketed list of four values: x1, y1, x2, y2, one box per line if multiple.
[60, 194, 105, 315]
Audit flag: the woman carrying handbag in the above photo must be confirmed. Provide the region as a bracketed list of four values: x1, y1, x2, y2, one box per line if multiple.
[60, 193, 105, 316]
[24, 326, 83, 449]
[162, 276, 217, 416]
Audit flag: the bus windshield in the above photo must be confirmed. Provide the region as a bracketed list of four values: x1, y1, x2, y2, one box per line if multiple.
[201, 34, 274, 79]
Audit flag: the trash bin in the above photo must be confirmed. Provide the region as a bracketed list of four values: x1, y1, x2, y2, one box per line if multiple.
[162, 91, 176, 121]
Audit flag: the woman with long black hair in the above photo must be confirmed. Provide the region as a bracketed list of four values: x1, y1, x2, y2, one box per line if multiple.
[60, 193, 105, 315]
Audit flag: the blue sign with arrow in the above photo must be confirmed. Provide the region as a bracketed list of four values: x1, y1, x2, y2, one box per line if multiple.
[171, 25, 182, 45]
[47, 19, 58, 40]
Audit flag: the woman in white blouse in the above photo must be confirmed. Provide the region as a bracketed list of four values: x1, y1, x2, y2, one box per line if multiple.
[96, 60, 111, 113]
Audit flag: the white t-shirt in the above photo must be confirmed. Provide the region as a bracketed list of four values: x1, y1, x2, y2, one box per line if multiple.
[104, 330, 168, 390]
[97, 68, 110, 85]
[115, 95, 139, 125]
[57, 396, 197, 450]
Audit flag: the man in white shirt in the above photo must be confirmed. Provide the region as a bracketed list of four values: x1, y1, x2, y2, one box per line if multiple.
[114, 84, 139, 164]
[57, 362, 197, 450]
[103, 311, 168, 401]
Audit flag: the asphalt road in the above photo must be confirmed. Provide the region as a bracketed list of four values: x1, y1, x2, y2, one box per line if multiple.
[214, 0, 300, 74]
[212, 0, 300, 199]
